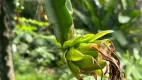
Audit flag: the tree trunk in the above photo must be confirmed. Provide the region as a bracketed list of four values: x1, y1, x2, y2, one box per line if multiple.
[0, 0, 15, 80]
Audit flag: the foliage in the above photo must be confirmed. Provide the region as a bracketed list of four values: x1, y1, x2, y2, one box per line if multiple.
[44, 0, 125, 79]
[71, 0, 142, 79]
[72, 0, 141, 49]
[63, 30, 124, 80]
[13, 16, 68, 80]
[44, 0, 74, 44]
[117, 49, 142, 80]
[11, 0, 142, 80]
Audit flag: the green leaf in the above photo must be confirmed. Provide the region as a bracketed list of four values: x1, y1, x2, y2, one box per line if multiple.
[81, 34, 95, 43]
[72, 36, 83, 46]
[76, 43, 98, 58]
[63, 40, 73, 49]
[44, 0, 74, 44]
[90, 30, 114, 42]
[81, 60, 106, 71]
[62, 50, 68, 64]
[66, 48, 84, 61]
[72, 34, 94, 45]
[88, 50, 98, 58]
[73, 55, 94, 69]
[68, 61, 82, 80]
[76, 43, 91, 53]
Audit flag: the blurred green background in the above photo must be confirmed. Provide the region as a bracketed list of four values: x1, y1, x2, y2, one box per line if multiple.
[10, 0, 142, 80]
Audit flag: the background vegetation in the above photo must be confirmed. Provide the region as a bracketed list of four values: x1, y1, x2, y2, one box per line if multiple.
[1, 0, 142, 80]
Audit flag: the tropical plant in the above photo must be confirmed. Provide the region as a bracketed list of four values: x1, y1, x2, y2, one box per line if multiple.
[3, 0, 141, 80]
[44, 0, 124, 80]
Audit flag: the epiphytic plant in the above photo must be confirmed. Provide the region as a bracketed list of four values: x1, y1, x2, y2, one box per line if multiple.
[63, 30, 124, 80]
[44, 0, 124, 80]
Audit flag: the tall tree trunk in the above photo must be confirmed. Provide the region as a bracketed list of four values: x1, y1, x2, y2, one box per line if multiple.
[0, 0, 15, 80]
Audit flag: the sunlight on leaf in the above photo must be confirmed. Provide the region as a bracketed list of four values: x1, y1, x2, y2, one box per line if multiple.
[118, 14, 131, 24]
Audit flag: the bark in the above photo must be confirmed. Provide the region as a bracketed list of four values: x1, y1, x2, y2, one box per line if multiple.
[0, 0, 15, 80]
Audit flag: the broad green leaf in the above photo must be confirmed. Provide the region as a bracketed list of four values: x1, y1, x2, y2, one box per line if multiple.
[53, 38, 62, 47]
[77, 43, 98, 58]
[66, 48, 84, 61]
[44, 0, 74, 44]
[68, 61, 82, 80]
[81, 60, 106, 71]
[88, 50, 98, 58]
[73, 55, 94, 69]
[72, 34, 94, 45]
[63, 40, 73, 49]
[76, 43, 91, 53]
[90, 30, 114, 42]
[81, 34, 94, 43]
[72, 36, 83, 46]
